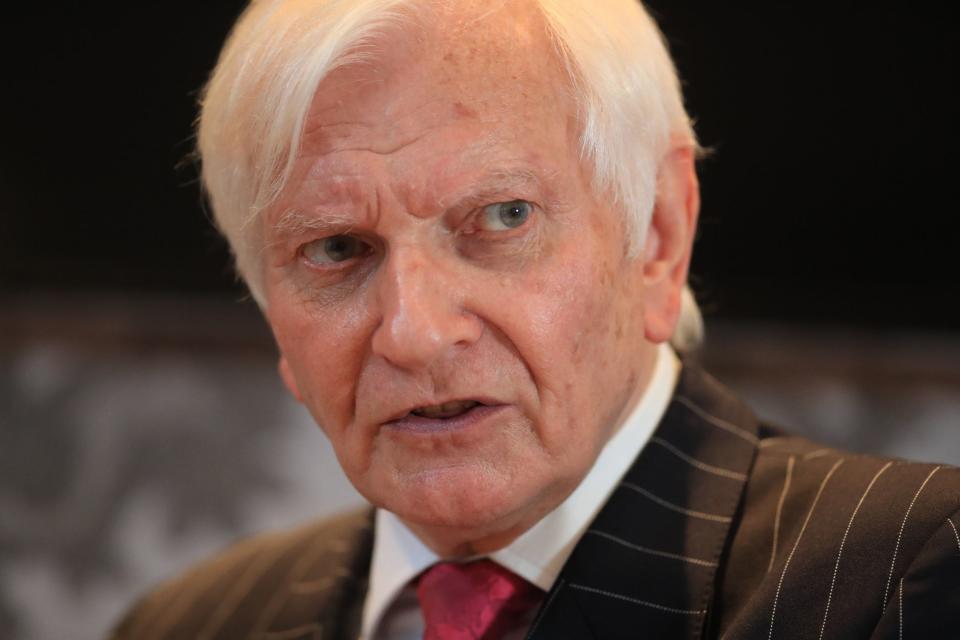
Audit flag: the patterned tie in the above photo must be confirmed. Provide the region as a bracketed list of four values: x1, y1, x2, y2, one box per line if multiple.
[416, 559, 544, 640]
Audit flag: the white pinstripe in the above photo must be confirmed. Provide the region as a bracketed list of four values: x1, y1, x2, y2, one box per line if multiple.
[899, 578, 904, 640]
[758, 437, 793, 449]
[768, 455, 796, 574]
[649, 436, 748, 481]
[802, 448, 836, 461]
[138, 532, 277, 640]
[673, 395, 759, 444]
[818, 461, 893, 640]
[947, 517, 960, 556]
[250, 536, 348, 635]
[882, 466, 941, 615]
[768, 458, 845, 640]
[620, 482, 733, 523]
[586, 529, 718, 567]
[198, 541, 294, 640]
[568, 584, 707, 616]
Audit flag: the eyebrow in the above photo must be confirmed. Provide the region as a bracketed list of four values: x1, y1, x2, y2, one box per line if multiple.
[271, 208, 358, 238]
[268, 166, 553, 238]
[437, 167, 551, 210]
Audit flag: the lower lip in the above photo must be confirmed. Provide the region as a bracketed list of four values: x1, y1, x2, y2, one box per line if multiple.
[384, 404, 507, 434]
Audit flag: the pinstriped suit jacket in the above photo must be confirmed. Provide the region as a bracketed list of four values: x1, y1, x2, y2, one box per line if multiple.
[111, 367, 960, 639]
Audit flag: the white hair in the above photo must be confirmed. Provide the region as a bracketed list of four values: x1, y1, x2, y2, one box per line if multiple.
[197, 0, 704, 350]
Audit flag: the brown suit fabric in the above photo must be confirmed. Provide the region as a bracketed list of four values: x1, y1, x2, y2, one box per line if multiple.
[112, 367, 960, 639]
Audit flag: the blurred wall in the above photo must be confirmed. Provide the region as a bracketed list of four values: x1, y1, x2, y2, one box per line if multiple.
[2, 297, 958, 639]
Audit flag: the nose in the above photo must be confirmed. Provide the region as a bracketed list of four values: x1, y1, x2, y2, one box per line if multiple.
[371, 247, 483, 370]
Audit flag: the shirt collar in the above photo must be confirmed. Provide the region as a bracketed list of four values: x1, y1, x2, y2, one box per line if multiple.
[361, 343, 681, 638]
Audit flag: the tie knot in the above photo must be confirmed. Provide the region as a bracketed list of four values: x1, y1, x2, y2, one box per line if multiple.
[416, 559, 543, 640]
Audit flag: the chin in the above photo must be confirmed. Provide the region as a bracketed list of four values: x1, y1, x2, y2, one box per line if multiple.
[376, 460, 581, 557]
[381, 461, 544, 537]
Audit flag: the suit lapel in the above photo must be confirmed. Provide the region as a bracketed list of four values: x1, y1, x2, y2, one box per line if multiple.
[528, 366, 760, 640]
[315, 511, 375, 640]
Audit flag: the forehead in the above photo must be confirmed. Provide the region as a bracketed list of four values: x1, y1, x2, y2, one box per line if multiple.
[297, 0, 580, 179]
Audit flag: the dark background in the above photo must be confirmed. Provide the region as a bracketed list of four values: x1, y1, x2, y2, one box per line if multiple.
[2, 2, 957, 331]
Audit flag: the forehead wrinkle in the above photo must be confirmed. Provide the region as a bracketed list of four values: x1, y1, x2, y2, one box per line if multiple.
[302, 118, 374, 143]
[302, 71, 385, 141]
[300, 1, 575, 157]
[316, 132, 432, 158]
[303, 98, 453, 160]
[280, 0, 581, 233]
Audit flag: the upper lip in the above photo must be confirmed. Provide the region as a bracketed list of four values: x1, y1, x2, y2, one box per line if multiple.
[380, 397, 500, 423]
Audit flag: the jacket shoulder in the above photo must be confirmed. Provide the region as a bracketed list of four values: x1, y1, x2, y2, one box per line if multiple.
[748, 435, 960, 534]
[719, 434, 960, 637]
[111, 508, 374, 640]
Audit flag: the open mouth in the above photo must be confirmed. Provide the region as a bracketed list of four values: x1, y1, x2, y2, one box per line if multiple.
[384, 399, 504, 433]
[409, 400, 481, 420]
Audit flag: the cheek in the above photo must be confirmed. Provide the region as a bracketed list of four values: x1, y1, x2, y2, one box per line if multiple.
[509, 250, 642, 443]
[268, 298, 371, 435]
[511, 257, 614, 387]
[536, 255, 630, 362]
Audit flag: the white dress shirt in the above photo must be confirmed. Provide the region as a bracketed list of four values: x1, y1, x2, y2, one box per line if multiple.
[360, 343, 681, 639]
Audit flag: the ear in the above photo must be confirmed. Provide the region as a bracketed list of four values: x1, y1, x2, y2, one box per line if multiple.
[642, 145, 700, 343]
[278, 355, 304, 403]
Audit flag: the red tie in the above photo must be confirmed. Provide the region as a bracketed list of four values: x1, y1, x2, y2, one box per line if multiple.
[416, 559, 544, 640]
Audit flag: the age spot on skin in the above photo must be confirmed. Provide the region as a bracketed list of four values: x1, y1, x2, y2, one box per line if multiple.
[453, 101, 477, 119]
[599, 261, 614, 287]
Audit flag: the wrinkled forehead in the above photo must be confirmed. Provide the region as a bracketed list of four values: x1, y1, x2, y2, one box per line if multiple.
[300, 0, 580, 158]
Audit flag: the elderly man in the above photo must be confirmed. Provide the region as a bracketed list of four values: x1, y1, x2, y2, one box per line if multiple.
[113, 0, 959, 638]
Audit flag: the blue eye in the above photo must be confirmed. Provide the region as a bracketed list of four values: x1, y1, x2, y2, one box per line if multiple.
[302, 235, 369, 265]
[481, 200, 532, 231]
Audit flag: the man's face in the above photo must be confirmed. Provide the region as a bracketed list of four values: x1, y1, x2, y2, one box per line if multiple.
[262, 2, 673, 552]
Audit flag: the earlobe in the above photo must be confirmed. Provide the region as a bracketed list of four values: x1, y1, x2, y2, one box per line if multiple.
[278, 356, 304, 403]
